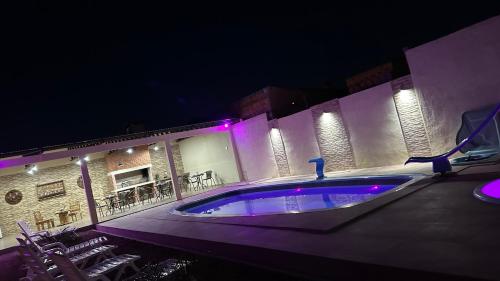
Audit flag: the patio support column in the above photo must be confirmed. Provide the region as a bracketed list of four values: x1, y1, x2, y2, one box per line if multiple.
[80, 157, 98, 225]
[164, 140, 182, 200]
[228, 127, 245, 182]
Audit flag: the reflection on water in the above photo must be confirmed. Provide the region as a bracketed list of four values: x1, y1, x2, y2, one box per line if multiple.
[185, 185, 396, 216]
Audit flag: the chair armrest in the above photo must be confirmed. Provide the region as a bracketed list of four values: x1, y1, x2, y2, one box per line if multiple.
[30, 231, 52, 241]
[42, 241, 68, 252]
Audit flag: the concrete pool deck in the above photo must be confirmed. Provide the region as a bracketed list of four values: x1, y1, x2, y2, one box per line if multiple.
[97, 162, 500, 281]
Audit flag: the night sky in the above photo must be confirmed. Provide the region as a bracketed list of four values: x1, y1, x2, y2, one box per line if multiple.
[1, 2, 500, 154]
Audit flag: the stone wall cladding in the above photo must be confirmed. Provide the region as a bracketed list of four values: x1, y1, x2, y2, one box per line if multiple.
[269, 123, 291, 177]
[87, 158, 113, 198]
[172, 143, 184, 175]
[392, 76, 432, 157]
[105, 145, 151, 172]
[0, 158, 106, 236]
[277, 109, 321, 176]
[339, 82, 409, 168]
[149, 146, 170, 179]
[311, 99, 356, 172]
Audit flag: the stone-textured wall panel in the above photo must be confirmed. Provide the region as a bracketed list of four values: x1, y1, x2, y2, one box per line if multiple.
[149, 145, 170, 179]
[87, 158, 113, 198]
[0, 158, 105, 235]
[172, 143, 184, 175]
[269, 127, 291, 177]
[405, 15, 500, 154]
[393, 87, 432, 157]
[311, 100, 356, 172]
[340, 82, 410, 167]
[278, 110, 320, 176]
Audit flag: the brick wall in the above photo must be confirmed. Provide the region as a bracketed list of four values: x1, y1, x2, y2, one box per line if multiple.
[105, 145, 151, 172]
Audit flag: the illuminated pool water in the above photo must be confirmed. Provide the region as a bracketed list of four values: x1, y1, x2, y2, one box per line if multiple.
[175, 176, 414, 216]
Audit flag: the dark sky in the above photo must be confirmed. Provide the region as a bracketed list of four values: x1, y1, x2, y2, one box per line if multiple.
[1, 2, 500, 153]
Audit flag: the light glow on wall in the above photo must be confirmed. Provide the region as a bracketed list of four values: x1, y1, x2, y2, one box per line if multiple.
[26, 164, 37, 175]
[76, 156, 90, 165]
[269, 126, 291, 177]
[126, 148, 134, 154]
[320, 111, 334, 123]
[393, 87, 432, 157]
[270, 127, 280, 137]
[313, 103, 356, 171]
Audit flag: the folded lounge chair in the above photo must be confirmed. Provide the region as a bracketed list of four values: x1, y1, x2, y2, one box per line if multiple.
[19, 231, 117, 268]
[21, 231, 113, 259]
[17, 236, 63, 281]
[18, 220, 77, 243]
[405, 103, 500, 174]
[48, 248, 140, 281]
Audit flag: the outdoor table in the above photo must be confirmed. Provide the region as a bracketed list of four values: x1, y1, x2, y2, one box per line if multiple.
[55, 210, 70, 226]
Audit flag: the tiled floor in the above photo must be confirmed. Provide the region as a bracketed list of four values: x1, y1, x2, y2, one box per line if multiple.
[97, 162, 500, 280]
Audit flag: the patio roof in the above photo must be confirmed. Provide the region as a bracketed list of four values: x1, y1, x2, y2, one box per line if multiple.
[0, 118, 239, 160]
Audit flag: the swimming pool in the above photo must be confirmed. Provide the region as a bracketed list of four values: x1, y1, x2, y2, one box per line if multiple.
[175, 175, 416, 217]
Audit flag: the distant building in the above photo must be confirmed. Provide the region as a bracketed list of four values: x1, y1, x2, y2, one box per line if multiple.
[346, 58, 410, 94]
[232, 86, 346, 120]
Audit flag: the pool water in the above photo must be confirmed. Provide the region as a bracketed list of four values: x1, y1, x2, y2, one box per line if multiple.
[179, 183, 399, 216]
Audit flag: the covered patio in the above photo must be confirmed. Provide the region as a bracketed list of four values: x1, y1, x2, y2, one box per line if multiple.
[0, 119, 242, 249]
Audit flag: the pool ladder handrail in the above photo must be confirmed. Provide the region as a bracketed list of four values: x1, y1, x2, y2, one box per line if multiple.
[405, 103, 500, 174]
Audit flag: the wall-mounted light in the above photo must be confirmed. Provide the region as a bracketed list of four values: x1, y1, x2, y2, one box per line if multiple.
[395, 88, 415, 104]
[153, 145, 159, 151]
[126, 148, 134, 154]
[25, 164, 37, 175]
[224, 123, 229, 128]
[75, 155, 90, 166]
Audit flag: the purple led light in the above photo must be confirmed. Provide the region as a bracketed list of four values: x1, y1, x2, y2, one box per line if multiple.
[224, 123, 229, 128]
[295, 188, 302, 192]
[369, 185, 380, 191]
[481, 179, 500, 199]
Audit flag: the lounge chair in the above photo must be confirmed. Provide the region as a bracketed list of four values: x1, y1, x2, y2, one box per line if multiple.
[18, 220, 54, 243]
[405, 103, 500, 174]
[21, 232, 117, 269]
[48, 248, 140, 281]
[17, 236, 63, 281]
[20, 224, 111, 258]
[18, 220, 77, 239]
